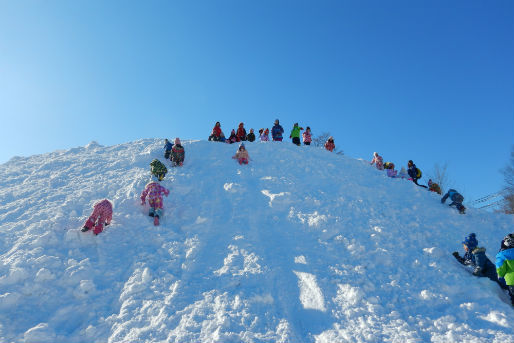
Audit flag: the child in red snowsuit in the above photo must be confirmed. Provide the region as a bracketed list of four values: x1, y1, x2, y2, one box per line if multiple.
[82, 199, 113, 235]
[325, 137, 335, 152]
[141, 180, 170, 226]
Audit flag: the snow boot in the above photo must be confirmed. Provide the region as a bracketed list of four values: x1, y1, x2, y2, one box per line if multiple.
[81, 226, 90, 232]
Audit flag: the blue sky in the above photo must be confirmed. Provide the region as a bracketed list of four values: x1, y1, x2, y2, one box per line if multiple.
[1, 0, 513, 203]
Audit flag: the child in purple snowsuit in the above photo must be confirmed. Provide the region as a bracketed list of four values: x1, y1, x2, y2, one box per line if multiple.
[82, 199, 113, 235]
[141, 180, 170, 226]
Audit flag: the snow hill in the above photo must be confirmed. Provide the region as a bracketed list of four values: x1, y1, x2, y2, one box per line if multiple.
[1, 139, 513, 343]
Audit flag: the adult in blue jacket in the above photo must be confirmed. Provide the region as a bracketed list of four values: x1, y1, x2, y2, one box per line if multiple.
[441, 189, 466, 214]
[271, 119, 284, 142]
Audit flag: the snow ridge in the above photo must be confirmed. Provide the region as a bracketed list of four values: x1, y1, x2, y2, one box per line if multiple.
[0, 138, 513, 343]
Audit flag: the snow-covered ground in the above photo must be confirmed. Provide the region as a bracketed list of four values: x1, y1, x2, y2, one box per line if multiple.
[0, 139, 513, 343]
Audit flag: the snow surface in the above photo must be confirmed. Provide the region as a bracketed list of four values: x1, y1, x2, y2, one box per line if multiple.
[1, 139, 513, 343]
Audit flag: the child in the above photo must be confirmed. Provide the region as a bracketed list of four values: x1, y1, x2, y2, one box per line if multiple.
[260, 128, 270, 141]
[271, 119, 284, 141]
[227, 129, 238, 144]
[496, 233, 514, 305]
[407, 160, 428, 188]
[150, 159, 168, 181]
[384, 162, 397, 177]
[302, 127, 312, 145]
[290, 123, 303, 146]
[164, 139, 173, 159]
[247, 129, 256, 142]
[428, 179, 442, 195]
[370, 152, 384, 170]
[236, 122, 247, 142]
[232, 143, 250, 165]
[397, 167, 409, 179]
[82, 199, 113, 235]
[140, 177, 170, 226]
[170, 138, 185, 167]
[208, 122, 223, 141]
[441, 189, 466, 214]
[325, 137, 335, 152]
[453, 233, 505, 287]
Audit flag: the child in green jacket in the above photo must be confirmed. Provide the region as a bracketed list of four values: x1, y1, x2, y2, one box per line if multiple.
[496, 233, 514, 305]
[290, 123, 303, 146]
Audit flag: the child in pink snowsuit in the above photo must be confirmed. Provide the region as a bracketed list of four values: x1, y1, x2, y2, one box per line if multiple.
[82, 199, 113, 235]
[232, 143, 250, 165]
[141, 180, 170, 226]
[370, 152, 384, 170]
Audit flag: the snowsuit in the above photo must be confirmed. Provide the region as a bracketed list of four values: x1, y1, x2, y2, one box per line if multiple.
[247, 132, 256, 142]
[496, 247, 514, 305]
[302, 130, 312, 145]
[233, 149, 250, 165]
[227, 130, 238, 144]
[236, 124, 247, 142]
[83, 199, 113, 235]
[441, 189, 465, 213]
[454, 248, 505, 287]
[370, 154, 384, 170]
[141, 182, 170, 218]
[171, 144, 185, 166]
[325, 140, 335, 152]
[271, 124, 284, 141]
[407, 163, 427, 188]
[164, 141, 173, 159]
[290, 125, 303, 146]
[150, 159, 167, 181]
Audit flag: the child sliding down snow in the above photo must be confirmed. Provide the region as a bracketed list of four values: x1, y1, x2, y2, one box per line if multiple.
[232, 143, 250, 165]
[82, 199, 113, 235]
[170, 138, 185, 167]
[140, 177, 170, 226]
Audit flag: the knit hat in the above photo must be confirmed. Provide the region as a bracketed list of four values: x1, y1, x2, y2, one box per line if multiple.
[462, 233, 478, 249]
[239, 143, 245, 150]
[502, 233, 514, 249]
[175, 138, 181, 145]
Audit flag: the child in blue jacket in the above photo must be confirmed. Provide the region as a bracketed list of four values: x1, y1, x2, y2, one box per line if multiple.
[441, 189, 466, 214]
[496, 233, 514, 306]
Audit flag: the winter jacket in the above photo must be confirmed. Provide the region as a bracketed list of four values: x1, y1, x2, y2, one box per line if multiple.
[141, 182, 170, 209]
[370, 154, 384, 170]
[271, 124, 284, 141]
[429, 182, 442, 195]
[407, 164, 420, 179]
[236, 125, 247, 141]
[171, 144, 185, 164]
[164, 141, 173, 152]
[302, 130, 312, 143]
[247, 132, 256, 142]
[150, 159, 167, 179]
[325, 140, 335, 152]
[290, 125, 303, 139]
[455, 247, 501, 283]
[496, 248, 514, 286]
[441, 189, 464, 205]
[212, 125, 222, 138]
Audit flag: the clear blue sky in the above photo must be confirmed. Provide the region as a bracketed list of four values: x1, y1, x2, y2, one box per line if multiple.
[1, 0, 513, 203]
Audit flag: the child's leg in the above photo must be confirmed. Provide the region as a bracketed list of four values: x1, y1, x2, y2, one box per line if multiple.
[508, 286, 514, 305]
[149, 207, 156, 217]
[155, 208, 162, 218]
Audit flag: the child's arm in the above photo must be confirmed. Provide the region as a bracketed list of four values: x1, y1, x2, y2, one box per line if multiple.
[141, 188, 148, 205]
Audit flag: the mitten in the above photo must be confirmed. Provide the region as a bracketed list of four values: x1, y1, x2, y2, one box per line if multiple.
[452, 251, 459, 258]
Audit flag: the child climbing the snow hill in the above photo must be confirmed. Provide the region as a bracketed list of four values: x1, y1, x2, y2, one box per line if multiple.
[453, 233, 505, 288]
[164, 139, 173, 159]
[247, 129, 256, 142]
[407, 160, 428, 188]
[232, 143, 250, 165]
[370, 152, 384, 170]
[302, 127, 312, 145]
[141, 177, 170, 226]
[260, 128, 270, 141]
[496, 233, 514, 306]
[271, 119, 284, 141]
[428, 179, 442, 195]
[82, 199, 113, 235]
[290, 123, 303, 146]
[170, 138, 185, 167]
[441, 189, 466, 214]
[325, 137, 335, 152]
[150, 159, 168, 181]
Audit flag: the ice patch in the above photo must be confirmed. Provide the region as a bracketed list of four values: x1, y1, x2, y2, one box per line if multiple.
[289, 209, 327, 227]
[261, 190, 289, 207]
[293, 271, 326, 311]
[294, 256, 307, 264]
[214, 245, 263, 276]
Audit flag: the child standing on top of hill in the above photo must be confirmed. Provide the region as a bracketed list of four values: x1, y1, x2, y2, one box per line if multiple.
[141, 176, 170, 226]
[82, 199, 113, 235]
[370, 152, 384, 170]
[271, 119, 284, 141]
[232, 143, 250, 165]
[170, 138, 185, 167]
[150, 159, 167, 181]
[164, 139, 173, 159]
[290, 123, 303, 146]
[496, 233, 514, 306]
[325, 137, 335, 152]
[302, 127, 312, 145]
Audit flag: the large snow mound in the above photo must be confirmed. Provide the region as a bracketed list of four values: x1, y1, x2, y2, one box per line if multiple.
[0, 139, 513, 343]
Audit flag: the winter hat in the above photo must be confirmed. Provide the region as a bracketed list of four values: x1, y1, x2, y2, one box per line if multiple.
[175, 138, 181, 145]
[374, 152, 378, 156]
[250, 128, 254, 133]
[259, 128, 263, 134]
[239, 122, 244, 127]
[274, 119, 279, 124]
[306, 126, 310, 130]
[265, 128, 269, 134]
[501, 233, 514, 249]
[408, 160, 414, 165]
[239, 143, 245, 150]
[294, 123, 298, 127]
[462, 233, 478, 249]
[165, 138, 169, 143]
[428, 179, 433, 186]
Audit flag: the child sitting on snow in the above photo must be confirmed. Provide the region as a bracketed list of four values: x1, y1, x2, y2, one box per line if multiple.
[324, 137, 335, 152]
[370, 152, 384, 170]
[260, 128, 270, 141]
[247, 129, 256, 142]
[82, 199, 113, 235]
[397, 167, 409, 179]
[170, 138, 185, 167]
[140, 177, 170, 226]
[384, 162, 397, 177]
[227, 129, 238, 144]
[232, 143, 250, 165]
[150, 159, 167, 181]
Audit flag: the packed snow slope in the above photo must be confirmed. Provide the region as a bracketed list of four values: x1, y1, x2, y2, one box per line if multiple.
[1, 139, 513, 343]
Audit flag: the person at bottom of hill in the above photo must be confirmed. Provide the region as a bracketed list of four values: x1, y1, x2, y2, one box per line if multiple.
[370, 152, 384, 170]
[290, 123, 303, 146]
[164, 139, 173, 159]
[150, 158, 167, 181]
[247, 129, 256, 142]
[453, 233, 506, 288]
[407, 160, 428, 188]
[302, 127, 312, 145]
[428, 179, 442, 195]
[170, 138, 185, 166]
[496, 233, 514, 305]
[232, 143, 250, 165]
[236, 122, 247, 142]
[208, 121, 223, 142]
[141, 177, 170, 226]
[441, 188, 466, 214]
[384, 162, 397, 177]
[260, 128, 270, 141]
[325, 137, 335, 152]
[227, 129, 238, 144]
[82, 199, 113, 235]
[271, 119, 284, 141]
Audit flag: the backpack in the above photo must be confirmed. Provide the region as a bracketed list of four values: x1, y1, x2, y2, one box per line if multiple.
[150, 159, 167, 176]
[416, 168, 422, 179]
